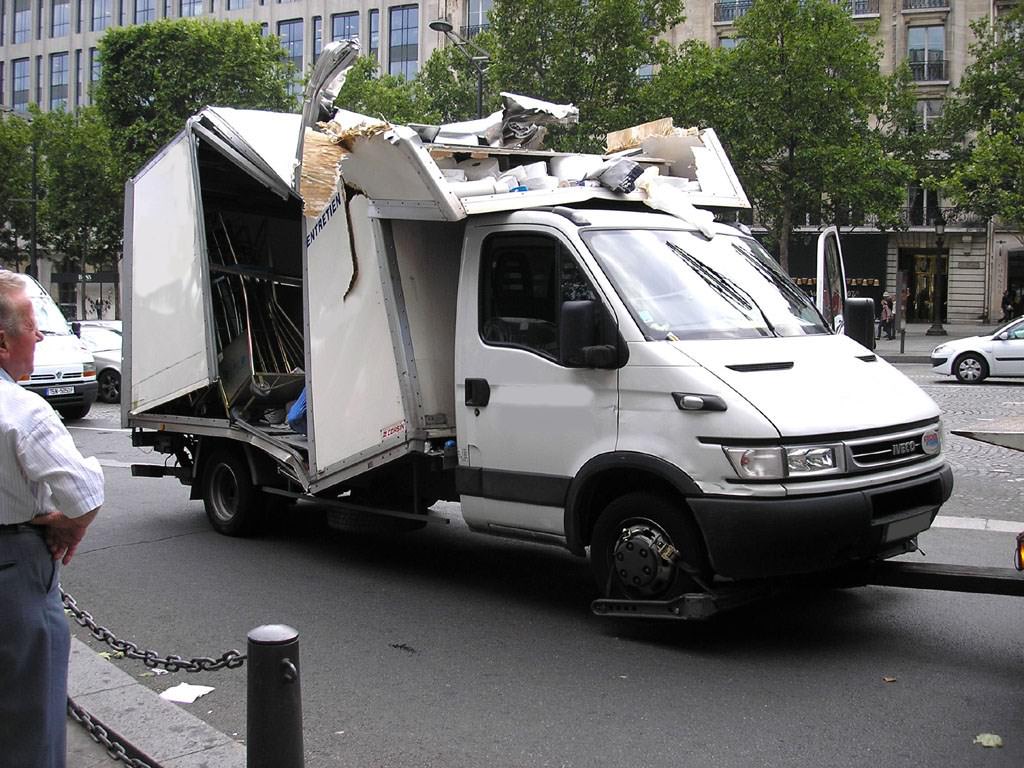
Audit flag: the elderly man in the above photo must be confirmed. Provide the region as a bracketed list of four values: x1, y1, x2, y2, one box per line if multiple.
[0, 270, 104, 768]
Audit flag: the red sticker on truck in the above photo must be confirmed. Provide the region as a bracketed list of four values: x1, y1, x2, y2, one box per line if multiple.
[381, 421, 406, 441]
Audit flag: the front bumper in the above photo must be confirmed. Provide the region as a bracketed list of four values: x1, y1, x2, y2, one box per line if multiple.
[24, 380, 98, 410]
[930, 356, 949, 370]
[689, 464, 954, 580]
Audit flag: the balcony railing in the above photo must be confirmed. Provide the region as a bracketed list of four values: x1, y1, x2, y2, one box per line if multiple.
[900, 207, 987, 228]
[834, 0, 880, 15]
[908, 59, 948, 81]
[903, 0, 950, 10]
[460, 23, 488, 38]
[714, 0, 754, 23]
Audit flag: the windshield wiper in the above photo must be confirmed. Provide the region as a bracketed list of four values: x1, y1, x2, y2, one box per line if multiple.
[666, 241, 776, 334]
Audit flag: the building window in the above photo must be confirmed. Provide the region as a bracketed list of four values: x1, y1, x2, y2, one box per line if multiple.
[35, 55, 42, 106]
[368, 8, 379, 60]
[89, 46, 99, 94]
[1, 0, 5, 45]
[51, 0, 70, 36]
[259, 21, 267, 34]
[49, 52, 69, 110]
[388, 4, 417, 80]
[463, 0, 489, 37]
[74, 48, 81, 105]
[313, 15, 321, 58]
[331, 10, 357, 42]
[908, 184, 941, 227]
[36, 0, 42, 39]
[12, 57, 29, 114]
[76, 0, 82, 32]
[179, 0, 200, 16]
[636, 63, 654, 80]
[907, 25, 945, 81]
[14, 0, 30, 43]
[277, 18, 303, 96]
[914, 99, 942, 132]
[91, 0, 110, 30]
[225, 0, 248, 8]
[134, 0, 154, 22]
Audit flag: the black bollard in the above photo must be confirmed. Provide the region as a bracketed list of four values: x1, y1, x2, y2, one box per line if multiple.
[247, 624, 304, 768]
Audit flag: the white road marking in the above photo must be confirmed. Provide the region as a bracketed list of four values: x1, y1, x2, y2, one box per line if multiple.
[68, 425, 130, 433]
[932, 515, 1022, 533]
[97, 459, 137, 469]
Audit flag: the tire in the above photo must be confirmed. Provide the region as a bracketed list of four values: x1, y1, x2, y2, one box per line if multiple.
[953, 353, 988, 384]
[58, 404, 91, 421]
[590, 492, 707, 600]
[202, 449, 263, 536]
[97, 369, 121, 403]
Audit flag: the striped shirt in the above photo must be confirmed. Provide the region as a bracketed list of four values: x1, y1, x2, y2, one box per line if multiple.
[0, 368, 104, 524]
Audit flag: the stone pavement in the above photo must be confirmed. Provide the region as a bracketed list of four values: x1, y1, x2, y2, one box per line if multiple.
[64, 318, 1004, 767]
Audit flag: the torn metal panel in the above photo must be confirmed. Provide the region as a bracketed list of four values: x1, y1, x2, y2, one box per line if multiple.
[338, 125, 467, 221]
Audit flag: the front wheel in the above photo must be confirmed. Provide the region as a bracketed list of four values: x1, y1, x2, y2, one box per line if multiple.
[954, 353, 988, 384]
[589, 492, 707, 600]
[202, 449, 262, 536]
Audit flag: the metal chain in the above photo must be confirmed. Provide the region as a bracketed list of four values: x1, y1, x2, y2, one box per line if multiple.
[67, 698, 155, 768]
[61, 588, 246, 672]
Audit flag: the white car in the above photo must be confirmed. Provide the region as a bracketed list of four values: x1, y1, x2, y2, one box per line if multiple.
[930, 317, 1024, 383]
[78, 321, 122, 403]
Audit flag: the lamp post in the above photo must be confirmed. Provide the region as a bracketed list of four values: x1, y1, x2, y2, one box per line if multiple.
[926, 215, 947, 336]
[428, 19, 490, 119]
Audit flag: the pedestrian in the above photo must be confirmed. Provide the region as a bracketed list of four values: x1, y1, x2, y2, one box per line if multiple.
[0, 270, 104, 768]
[879, 293, 894, 340]
[1002, 289, 1014, 323]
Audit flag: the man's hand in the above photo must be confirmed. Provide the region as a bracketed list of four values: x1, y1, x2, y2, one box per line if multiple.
[29, 508, 99, 565]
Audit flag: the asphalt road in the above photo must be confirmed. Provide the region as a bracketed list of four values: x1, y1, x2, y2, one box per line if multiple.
[61, 366, 1024, 768]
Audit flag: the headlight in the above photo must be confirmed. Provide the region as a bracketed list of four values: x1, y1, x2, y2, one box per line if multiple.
[724, 444, 842, 480]
[83, 361, 96, 377]
[932, 344, 948, 355]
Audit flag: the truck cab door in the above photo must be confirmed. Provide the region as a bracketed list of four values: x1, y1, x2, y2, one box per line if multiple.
[454, 226, 620, 541]
[816, 226, 847, 334]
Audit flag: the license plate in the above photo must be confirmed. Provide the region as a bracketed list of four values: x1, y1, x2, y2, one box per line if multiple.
[884, 511, 931, 543]
[46, 386, 74, 396]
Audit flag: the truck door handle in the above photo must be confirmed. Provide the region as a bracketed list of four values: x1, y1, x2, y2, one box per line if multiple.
[465, 378, 490, 407]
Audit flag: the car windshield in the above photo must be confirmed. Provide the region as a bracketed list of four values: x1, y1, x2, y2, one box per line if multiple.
[29, 295, 72, 335]
[582, 228, 829, 340]
[81, 328, 122, 351]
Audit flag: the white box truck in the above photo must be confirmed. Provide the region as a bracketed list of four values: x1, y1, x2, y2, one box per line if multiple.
[123, 44, 952, 617]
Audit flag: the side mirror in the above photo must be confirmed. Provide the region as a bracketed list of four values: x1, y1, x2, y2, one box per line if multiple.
[998, 332, 1010, 341]
[843, 297, 876, 350]
[71, 321, 81, 337]
[559, 300, 624, 369]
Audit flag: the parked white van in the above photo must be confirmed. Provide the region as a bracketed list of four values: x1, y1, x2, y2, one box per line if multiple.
[20, 276, 97, 420]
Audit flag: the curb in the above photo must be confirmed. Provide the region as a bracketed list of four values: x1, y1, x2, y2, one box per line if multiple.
[878, 354, 932, 365]
[68, 637, 246, 768]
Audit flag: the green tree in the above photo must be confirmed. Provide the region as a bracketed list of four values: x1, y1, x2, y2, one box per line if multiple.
[334, 56, 434, 124]
[0, 112, 35, 269]
[487, 0, 685, 151]
[94, 18, 295, 180]
[34, 107, 122, 275]
[652, 0, 915, 270]
[933, 6, 1024, 226]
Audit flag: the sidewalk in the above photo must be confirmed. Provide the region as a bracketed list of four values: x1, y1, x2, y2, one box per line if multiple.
[66, 636, 245, 768]
[873, 320, 998, 364]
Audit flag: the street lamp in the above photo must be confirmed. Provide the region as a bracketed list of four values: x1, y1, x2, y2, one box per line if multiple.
[428, 19, 490, 119]
[926, 215, 947, 336]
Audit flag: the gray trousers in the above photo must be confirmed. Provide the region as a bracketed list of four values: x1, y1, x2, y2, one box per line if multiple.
[0, 527, 69, 768]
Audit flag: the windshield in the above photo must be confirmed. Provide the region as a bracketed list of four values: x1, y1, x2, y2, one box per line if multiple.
[582, 228, 830, 340]
[29, 295, 72, 335]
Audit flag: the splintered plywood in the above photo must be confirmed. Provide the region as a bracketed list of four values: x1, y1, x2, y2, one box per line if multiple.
[605, 117, 675, 154]
[301, 128, 347, 217]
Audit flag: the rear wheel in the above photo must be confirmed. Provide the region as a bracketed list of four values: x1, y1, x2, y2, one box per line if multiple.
[953, 353, 988, 384]
[590, 492, 707, 600]
[202, 449, 263, 536]
[97, 369, 121, 403]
